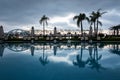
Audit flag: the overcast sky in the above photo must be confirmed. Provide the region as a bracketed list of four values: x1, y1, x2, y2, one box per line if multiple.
[0, 0, 120, 32]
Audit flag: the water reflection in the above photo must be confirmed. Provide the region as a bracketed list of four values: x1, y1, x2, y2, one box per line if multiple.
[109, 43, 120, 56]
[30, 45, 35, 56]
[0, 44, 5, 57]
[0, 42, 120, 71]
[73, 45, 89, 68]
[53, 44, 57, 56]
[7, 43, 30, 52]
[39, 44, 49, 66]
[88, 44, 105, 71]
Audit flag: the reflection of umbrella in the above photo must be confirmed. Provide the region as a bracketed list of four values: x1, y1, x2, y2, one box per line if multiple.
[30, 46, 35, 56]
[0, 44, 4, 57]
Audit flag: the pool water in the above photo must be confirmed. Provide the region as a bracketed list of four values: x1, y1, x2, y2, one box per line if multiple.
[0, 42, 120, 80]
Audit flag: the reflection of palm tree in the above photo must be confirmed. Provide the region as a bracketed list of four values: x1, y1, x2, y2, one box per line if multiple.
[73, 13, 89, 36]
[73, 47, 89, 68]
[39, 15, 49, 35]
[109, 44, 120, 56]
[88, 44, 105, 71]
[39, 44, 49, 66]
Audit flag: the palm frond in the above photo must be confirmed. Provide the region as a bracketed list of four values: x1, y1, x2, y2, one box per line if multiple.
[77, 18, 80, 27]
[98, 20, 102, 26]
[73, 16, 79, 20]
[46, 21, 48, 26]
[39, 15, 49, 25]
[101, 11, 107, 15]
[39, 19, 43, 24]
[91, 11, 96, 16]
[97, 8, 102, 12]
[86, 17, 90, 23]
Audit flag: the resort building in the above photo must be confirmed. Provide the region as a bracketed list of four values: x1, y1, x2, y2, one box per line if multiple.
[0, 26, 4, 39]
[31, 26, 35, 38]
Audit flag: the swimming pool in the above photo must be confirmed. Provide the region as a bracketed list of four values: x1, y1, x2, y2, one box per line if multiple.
[0, 42, 120, 80]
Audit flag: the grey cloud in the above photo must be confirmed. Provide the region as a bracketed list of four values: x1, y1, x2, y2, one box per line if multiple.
[0, 0, 120, 31]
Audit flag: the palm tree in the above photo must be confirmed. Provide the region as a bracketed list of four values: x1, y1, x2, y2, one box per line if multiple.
[96, 9, 106, 35]
[90, 9, 106, 37]
[110, 24, 120, 36]
[90, 11, 96, 32]
[90, 12, 101, 36]
[39, 15, 49, 35]
[73, 13, 89, 37]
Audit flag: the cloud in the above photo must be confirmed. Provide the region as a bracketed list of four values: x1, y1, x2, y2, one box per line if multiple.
[49, 13, 77, 29]
[49, 13, 75, 24]
[0, 0, 120, 32]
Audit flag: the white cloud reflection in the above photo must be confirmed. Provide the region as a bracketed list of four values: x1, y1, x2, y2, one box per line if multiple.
[48, 51, 77, 65]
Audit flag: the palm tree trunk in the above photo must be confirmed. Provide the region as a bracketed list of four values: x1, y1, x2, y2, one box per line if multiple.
[89, 24, 93, 37]
[114, 29, 115, 36]
[43, 23, 45, 35]
[96, 19, 99, 37]
[117, 29, 119, 36]
[94, 22, 96, 36]
[118, 29, 119, 36]
[81, 21, 83, 37]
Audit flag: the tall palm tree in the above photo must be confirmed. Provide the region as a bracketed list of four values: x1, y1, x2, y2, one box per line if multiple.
[39, 15, 49, 35]
[90, 11, 96, 32]
[90, 12, 102, 36]
[90, 9, 106, 37]
[96, 9, 106, 35]
[73, 13, 89, 36]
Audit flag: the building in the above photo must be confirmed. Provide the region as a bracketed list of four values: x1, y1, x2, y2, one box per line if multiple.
[54, 27, 57, 35]
[0, 26, 4, 39]
[31, 26, 34, 38]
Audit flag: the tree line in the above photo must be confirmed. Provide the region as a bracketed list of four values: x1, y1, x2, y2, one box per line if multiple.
[39, 9, 107, 38]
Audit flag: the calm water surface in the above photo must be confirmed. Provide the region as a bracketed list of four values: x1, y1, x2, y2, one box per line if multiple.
[0, 42, 120, 80]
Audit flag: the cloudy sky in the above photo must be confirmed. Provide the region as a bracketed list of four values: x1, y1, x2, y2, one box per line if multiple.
[0, 0, 120, 32]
